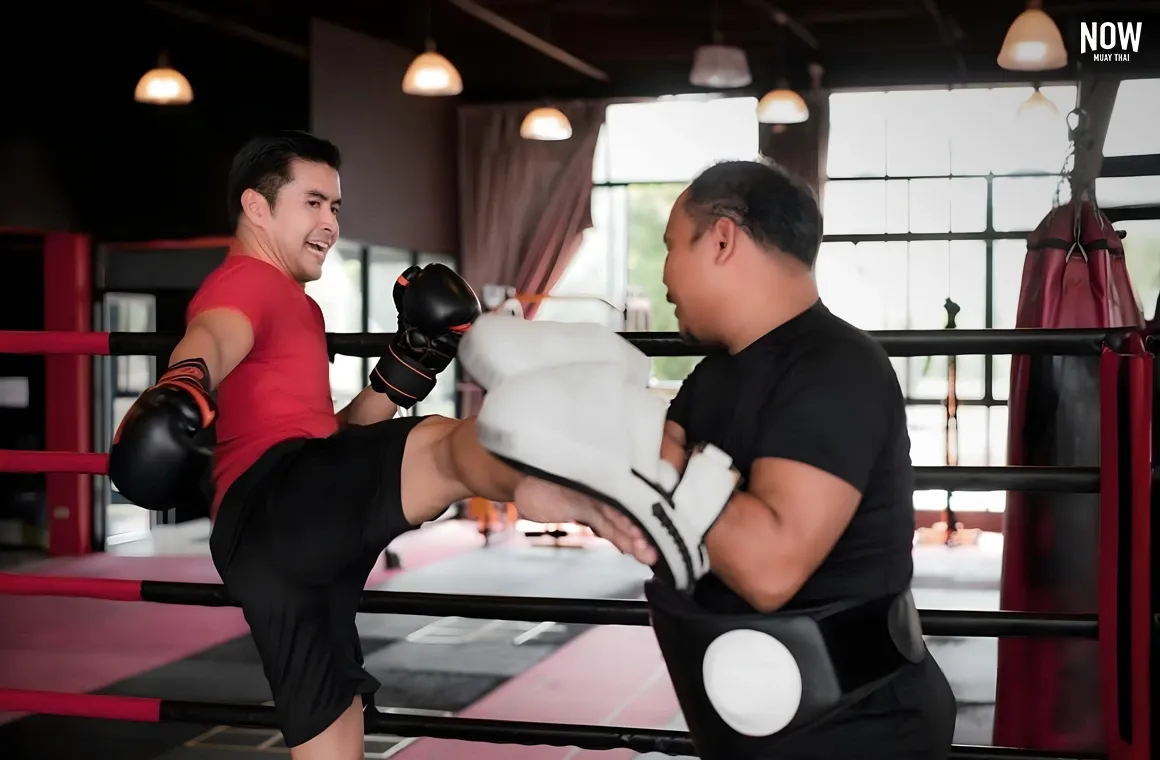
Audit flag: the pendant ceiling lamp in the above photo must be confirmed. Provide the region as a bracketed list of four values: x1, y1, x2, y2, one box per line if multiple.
[134, 54, 193, 105]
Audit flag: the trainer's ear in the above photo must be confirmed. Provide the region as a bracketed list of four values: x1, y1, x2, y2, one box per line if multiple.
[712, 217, 740, 264]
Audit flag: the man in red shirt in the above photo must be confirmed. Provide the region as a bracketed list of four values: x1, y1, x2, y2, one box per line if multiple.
[109, 131, 648, 759]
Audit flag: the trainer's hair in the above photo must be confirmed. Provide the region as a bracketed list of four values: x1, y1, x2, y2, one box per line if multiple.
[226, 130, 342, 229]
[684, 159, 822, 268]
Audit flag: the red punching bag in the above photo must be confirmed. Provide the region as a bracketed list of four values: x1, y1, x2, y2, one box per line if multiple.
[993, 197, 1144, 751]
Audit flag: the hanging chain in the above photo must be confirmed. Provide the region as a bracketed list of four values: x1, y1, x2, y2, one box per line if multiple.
[1053, 106, 1087, 208]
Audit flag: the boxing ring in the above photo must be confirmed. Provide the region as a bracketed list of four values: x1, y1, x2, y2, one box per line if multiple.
[0, 326, 1153, 760]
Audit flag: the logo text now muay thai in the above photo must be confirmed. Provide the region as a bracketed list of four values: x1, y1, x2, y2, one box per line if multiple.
[1080, 21, 1143, 62]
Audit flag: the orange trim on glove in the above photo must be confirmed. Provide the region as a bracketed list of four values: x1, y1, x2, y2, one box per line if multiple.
[156, 359, 216, 427]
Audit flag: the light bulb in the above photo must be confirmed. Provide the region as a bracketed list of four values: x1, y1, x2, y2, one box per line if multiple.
[134, 67, 193, 105]
[402, 51, 463, 96]
[1017, 88, 1061, 122]
[756, 88, 809, 124]
[997, 6, 1068, 71]
[689, 45, 752, 89]
[520, 107, 573, 141]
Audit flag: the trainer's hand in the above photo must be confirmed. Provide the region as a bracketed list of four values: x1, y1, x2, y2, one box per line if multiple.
[108, 358, 216, 511]
[513, 477, 659, 565]
[370, 264, 482, 408]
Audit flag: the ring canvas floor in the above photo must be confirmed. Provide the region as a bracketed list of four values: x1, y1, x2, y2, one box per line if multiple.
[0, 519, 1003, 759]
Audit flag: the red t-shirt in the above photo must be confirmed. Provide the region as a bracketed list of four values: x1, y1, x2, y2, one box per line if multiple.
[187, 251, 339, 514]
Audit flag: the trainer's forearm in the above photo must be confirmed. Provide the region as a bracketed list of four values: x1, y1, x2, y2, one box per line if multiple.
[447, 417, 522, 502]
[704, 493, 796, 613]
[168, 325, 226, 389]
[337, 386, 399, 426]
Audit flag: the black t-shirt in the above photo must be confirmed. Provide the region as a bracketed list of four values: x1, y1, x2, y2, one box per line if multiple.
[667, 301, 916, 613]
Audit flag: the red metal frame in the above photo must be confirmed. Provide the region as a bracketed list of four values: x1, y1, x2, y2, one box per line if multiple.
[43, 232, 92, 556]
[1123, 350, 1153, 760]
[100, 235, 234, 251]
[1098, 347, 1125, 759]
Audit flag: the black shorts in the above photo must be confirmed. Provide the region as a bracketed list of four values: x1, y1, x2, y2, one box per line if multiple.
[208, 415, 428, 747]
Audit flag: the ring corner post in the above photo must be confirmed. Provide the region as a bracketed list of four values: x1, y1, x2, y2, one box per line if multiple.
[43, 232, 93, 556]
[1126, 347, 1154, 760]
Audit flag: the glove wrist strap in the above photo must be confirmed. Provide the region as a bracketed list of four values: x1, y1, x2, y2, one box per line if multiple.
[155, 358, 216, 427]
[670, 444, 740, 542]
[159, 358, 213, 395]
[370, 348, 437, 408]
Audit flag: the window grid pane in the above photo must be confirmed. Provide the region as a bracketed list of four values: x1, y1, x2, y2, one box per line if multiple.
[824, 88, 1045, 507]
[1103, 79, 1160, 157]
[598, 97, 761, 184]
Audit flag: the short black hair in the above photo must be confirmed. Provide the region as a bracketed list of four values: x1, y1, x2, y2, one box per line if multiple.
[226, 130, 342, 229]
[684, 159, 822, 268]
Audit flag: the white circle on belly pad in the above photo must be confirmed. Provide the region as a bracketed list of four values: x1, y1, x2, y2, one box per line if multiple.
[702, 628, 804, 737]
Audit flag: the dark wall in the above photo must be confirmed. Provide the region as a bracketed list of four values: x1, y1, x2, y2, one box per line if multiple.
[310, 20, 460, 255]
[0, 6, 309, 242]
[0, 236, 47, 548]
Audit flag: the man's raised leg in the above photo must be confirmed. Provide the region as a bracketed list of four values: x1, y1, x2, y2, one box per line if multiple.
[289, 697, 365, 760]
[397, 414, 653, 562]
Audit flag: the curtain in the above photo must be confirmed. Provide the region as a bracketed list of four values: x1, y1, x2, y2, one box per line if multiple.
[457, 101, 607, 312]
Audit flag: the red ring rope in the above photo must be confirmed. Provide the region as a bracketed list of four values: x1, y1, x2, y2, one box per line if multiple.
[0, 450, 107, 474]
[0, 330, 110, 355]
[0, 689, 160, 722]
[0, 573, 143, 601]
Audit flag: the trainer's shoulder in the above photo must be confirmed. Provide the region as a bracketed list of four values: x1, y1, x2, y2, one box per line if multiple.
[792, 311, 895, 382]
[678, 347, 730, 390]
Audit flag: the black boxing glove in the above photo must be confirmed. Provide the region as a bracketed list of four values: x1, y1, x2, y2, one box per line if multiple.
[370, 263, 482, 408]
[108, 358, 217, 511]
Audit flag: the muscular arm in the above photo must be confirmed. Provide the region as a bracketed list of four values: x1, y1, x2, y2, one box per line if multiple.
[700, 347, 898, 612]
[336, 387, 399, 426]
[663, 419, 856, 612]
[705, 461, 862, 612]
[169, 308, 255, 389]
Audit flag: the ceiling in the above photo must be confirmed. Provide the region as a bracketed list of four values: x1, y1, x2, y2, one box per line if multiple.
[148, 0, 1160, 101]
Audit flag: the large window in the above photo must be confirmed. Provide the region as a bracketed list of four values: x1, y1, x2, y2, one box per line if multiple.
[1096, 77, 1160, 319]
[822, 84, 1080, 514]
[1102, 78, 1160, 158]
[1118, 220, 1160, 319]
[543, 96, 763, 386]
[545, 84, 1160, 516]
